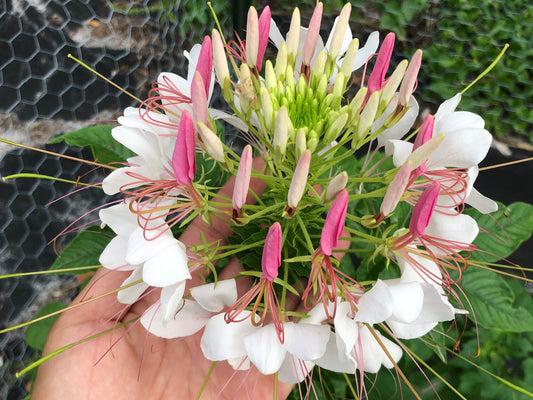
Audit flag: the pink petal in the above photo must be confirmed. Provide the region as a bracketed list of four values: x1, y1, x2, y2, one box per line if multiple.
[262, 222, 282, 281]
[302, 2, 323, 66]
[232, 145, 253, 210]
[409, 181, 440, 237]
[367, 32, 395, 94]
[195, 35, 212, 96]
[257, 6, 271, 71]
[320, 188, 349, 256]
[172, 110, 196, 185]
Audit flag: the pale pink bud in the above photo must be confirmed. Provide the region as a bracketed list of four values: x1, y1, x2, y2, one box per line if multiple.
[246, 7, 259, 69]
[381, 59, 408, 106]
[411, 114, 434, 177]
[327, 3, 351, 60]
[325, 171, 348, 202]
[262, 222, 282, 281]
[409, 181, 440, 237]
[399, 49, 422, 107]
[302, 2, 323, 66]
[173, 110, 196, 185]
[195, 36, 213, 97]
[286, 8, 301, 59]
[212, 29, 230, 85]
[287, 150, 312, 208]
[232, 145, 253, 211]
[380, 161, 412, 216]
[192, 71, 208, 127]
[257, 6, 271, 71]
[368, 32, 395, 94]
[406, 132, 444, 171]
[321, 188, 349, 256]
[197, 122, 225, 164]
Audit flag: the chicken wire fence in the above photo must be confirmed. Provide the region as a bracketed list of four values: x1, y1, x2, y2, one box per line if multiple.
[0, 0, 532, 398]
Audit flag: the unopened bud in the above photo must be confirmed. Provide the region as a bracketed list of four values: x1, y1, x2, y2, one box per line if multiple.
[236, 64, 255, 113]
[409, 181, 440, 237]
[310, 51, 327, 85]
[259, 87, 274, 131]
[407, 132, 444, 171]
[349, 86, 367, 125]
[340, 38, 359, 78]
[287, 8, 301, 62]
[232, 145, 253, 218]
[257, 6, 271, 71]
[381, 59, 408, 108]
[264, 60, 277, 93]
[380, 161, 412, 216]
[326, 3, 351, 61]
[355, 90, 380, 141]
[399, 49, 422, 107]
[325, 111, 348, 143]
[192, 72, 208, 127]
[212, 29, 232, 102]
[368, 32, 395, 94]
[307, 130, 318, 152]
[331, 71, 345, 109]
[287, 150, 312, 209]
[274, 107, 289, 160]
[316, 74, 328, 101]
[197, 122, 225, 164]
[325, 171, 348, 202]
[302, 2, 323, 67]
[295, 128, 306, 159]
[246, 7, 259, 69]
[274, 42, 288, 81]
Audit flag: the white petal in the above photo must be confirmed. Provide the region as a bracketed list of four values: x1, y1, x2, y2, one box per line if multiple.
[158, 71, 191, 99]
[117, 268, 149, 304]
[466, 187, 498, 214]
[353, 31, 379, 71]
[358, 325, 402, 373]
[314, 334, 357, 373]
[201, 312, 257, 361]
[426, 129, 492, 169]
[141, 300, 210, 339]
[99, 203, 139, 236]
[416, 284, 455, 323]
[244, 324, 286, 375]
[333, 302, 358, 361]
[355, 280, 394, 324]
[425, 212, 479, 247]
[435, 93, 461, 120]
[397, 252, 443, 285]
[385, 139, 414, 167]
[385, 281, 425, 324]
[284, 322, 330, 361]
[387, 319, 437, 340]
[190, 279, 237, 312]
[99, 236, 135, 271]
[160, 281, 186, 322]
[141, 241, 191, 287]
[228, 356, 250, 371]
[278, 355, 314, 384]
[376, 97, 419, 148]
[268, 18, 284, 48]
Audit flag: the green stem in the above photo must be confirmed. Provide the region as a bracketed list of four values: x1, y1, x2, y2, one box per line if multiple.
[0, 265, 100, 280]
[2, 173, 101, 188]
[296, 214, 315, 254]
[196, 361, 217, 400]
[16, 316, 140, 377]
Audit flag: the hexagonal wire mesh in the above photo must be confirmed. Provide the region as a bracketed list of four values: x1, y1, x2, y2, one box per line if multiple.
[1, 0, 532, 398]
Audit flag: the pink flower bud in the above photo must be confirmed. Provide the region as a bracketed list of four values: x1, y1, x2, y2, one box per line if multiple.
[232, 145, 253, 211]
[412, 114, 434, 178]
[287, 150, 311, 209]
[321, 188, 349, 256]
[257, 6, 271, 71]
[212, 29, 230, 85]
[262, 222, 282, 281]
[399, 49, 422, 107]
[302, 2, 323, 67]
[195, 35, 213, 97]
[246, 7, 259, 69]
[380, 161, 412, 216]
[192, 72, 208, 127]
[409, 181, 440, 237]
[173, 110, 196, 185]
[368, 32, 395, 94]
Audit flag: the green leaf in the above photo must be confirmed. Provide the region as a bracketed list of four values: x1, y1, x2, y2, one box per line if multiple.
[49, 125, 134, 164]
[25, 302, 67, 351]
[461, 268, 533, 332]
[50, 226, 112, 274]
[467, 202, 533, 263]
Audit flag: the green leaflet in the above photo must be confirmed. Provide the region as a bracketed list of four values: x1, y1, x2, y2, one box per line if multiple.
[461, 268, 533, 332]
[49, 125, 134, 164]
[25, 302, 67, 351]
[49, 226, 111, 274]
[467, 202, 533, 263]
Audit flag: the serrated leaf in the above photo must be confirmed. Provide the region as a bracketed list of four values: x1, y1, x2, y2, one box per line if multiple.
[25, 302, 67, 351]
[467, 202, 533, 263]
[49, 125, 134, 164]
[462, 268, 533, 332]
[50, 226, 112, 274]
